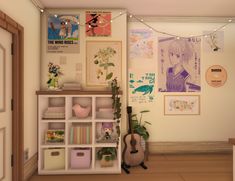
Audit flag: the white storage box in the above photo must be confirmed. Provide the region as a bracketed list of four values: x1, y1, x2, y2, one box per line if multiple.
[44, 148, 65, 170]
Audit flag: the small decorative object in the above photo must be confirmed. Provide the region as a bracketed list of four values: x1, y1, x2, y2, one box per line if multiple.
[47, 62, 63, 90]
[206, 65, 227, 87]
[164, 95, 200, 115]
[101, 122, 113, 140]
[131, 110, 151, 142]
[45, 130, 65, 143]
[97, 147, 117, 167]
[72, 104, 91, 118]
[111, 78, 121, 147]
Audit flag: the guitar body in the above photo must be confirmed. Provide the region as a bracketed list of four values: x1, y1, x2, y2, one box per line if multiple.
[122, 133, 145, 166]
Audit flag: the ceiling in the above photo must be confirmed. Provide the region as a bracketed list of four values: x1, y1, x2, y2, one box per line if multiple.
[38, 0, 235, 17]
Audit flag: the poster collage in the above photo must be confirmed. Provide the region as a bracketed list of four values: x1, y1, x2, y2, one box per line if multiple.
[46, 11, 123, 88]
[129, 28, 227, 115]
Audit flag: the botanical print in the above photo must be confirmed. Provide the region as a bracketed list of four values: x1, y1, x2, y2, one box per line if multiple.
[86, 41, 121, 87]
[158, 37, 201, 92]
[129, 29, 154, 59]
[47, 15, 79, 53]
[86, 11, 111, 37]
[203, 31, 224, 52]
[164, 95, 200, 115]
[129, 70, 156, 104]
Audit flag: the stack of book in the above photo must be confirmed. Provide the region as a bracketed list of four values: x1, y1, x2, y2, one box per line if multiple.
[70, 124, 92, 144]
[43, 107, 65, 119]
[62, 82, 81, 90]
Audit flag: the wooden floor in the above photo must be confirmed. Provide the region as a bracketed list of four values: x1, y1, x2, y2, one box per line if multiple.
[29, 153, 233, 181]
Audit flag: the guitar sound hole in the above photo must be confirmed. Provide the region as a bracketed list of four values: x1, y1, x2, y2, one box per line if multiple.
[130, 150, 138, 154]
[130, 139, 136, 146]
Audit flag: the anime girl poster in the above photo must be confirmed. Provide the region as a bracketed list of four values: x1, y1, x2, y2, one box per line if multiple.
[47, 15, 79, 53]
[86, 11, 111, 37]
[158, 37, 201, 92]
[129, 29, 154, 59]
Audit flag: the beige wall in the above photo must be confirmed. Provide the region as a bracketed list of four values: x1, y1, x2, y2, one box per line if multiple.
[129, 21, 235, 142]
[1, 0, 40, 158]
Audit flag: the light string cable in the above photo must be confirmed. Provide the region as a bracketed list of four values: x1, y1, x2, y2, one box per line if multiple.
[127, 12, 234, 39]
[31, 0, 234, 38]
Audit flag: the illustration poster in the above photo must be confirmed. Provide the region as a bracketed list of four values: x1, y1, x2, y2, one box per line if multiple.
[129, 70, 156, 104]
[86, 11, 111, 37]
[158, 37, 201, 92]
[129, 29, 154, 59]
[47, 15, 79, 53]
[86, 41, 122, 87]
[203, 31, 224, 52]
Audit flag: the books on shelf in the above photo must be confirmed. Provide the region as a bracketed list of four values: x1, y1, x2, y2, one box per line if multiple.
[62, 82, 82, 90]
[43, 107, 65, 119]
[70, 124, 92, 144]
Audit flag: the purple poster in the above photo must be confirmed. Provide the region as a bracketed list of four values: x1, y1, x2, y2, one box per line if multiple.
[158, 37, 201, 92]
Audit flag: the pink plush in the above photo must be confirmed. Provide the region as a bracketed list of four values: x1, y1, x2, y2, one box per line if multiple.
[73, 104, 91, 118]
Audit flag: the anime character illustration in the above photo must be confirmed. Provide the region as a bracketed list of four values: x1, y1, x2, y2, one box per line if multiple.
[47, 62, 63, 89]
[59, 21, 66, 39]
[158, 37, 201, 92]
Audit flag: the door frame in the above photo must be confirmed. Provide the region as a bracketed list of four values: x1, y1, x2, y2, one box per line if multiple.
[0, 10, 24, 181]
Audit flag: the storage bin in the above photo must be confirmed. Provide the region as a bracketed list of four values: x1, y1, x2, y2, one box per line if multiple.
[70, 148, 91, 169]
[44, 148, 65, 170]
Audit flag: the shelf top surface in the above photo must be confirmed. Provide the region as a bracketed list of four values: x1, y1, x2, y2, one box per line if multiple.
[36, 90, 122, 95]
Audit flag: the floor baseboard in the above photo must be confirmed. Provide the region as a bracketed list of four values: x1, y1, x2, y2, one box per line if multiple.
[148, 141, 232, 154]
[24, 153, 37, 181]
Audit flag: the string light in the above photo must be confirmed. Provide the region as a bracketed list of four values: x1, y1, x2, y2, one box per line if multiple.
[31, 0, 234, 39]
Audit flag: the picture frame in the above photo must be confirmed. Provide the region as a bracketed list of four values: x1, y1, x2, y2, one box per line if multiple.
[86, 41, 122, 87]
[164, 95, 200, 115]
[0, 128, 6, 180]
[0, 44, 6, 112]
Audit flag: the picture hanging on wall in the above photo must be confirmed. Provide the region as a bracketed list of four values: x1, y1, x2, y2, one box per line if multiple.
[129, 29, 154, 59]
[86, 11, 111, 37]
[158, 37, 201, 92]
[129, 69, 156, 104]
[206, 65, 227, 87]
[0, 44, 5, 112]
[47, 14, 79, 53]
[86, 41, 122, 87]
[203, 31, 224, 52]
[164, 95, 200, 115]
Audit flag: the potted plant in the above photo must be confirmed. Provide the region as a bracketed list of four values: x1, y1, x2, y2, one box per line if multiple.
[110, 78, 121, 147]
[131, 110, 151, 150]
[97, 147, 117, 167]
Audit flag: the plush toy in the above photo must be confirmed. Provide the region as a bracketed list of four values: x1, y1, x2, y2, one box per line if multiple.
[101, 122, 113, 140]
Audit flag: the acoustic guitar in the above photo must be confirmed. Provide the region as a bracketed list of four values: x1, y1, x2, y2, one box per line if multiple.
[122, 106, 145, 166]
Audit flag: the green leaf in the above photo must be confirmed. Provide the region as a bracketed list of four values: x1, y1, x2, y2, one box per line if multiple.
[144, 121, 152, 125]
[107, 63, 115, 67]
[106, 72, 113, 80]
[140, 110, 150, 113]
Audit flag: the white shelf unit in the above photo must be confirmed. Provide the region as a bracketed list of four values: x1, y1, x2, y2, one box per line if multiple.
[37, 90, 121, 175]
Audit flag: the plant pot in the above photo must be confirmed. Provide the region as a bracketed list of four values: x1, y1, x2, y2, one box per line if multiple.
[100, 154, 114, 167]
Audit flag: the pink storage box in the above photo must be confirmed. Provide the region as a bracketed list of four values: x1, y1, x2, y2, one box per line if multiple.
[70, 148, 91, 169]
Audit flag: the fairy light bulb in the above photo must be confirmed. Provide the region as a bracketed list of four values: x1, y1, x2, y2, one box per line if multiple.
[129, 14, 133, 18]
[176, 36, 180, 40]
[229, 19, 232, 22]
[54, 14, 58, 18]
[40, 9, 44, 13]
[110, 20, 113, 23]
[88, 25, 91, 28]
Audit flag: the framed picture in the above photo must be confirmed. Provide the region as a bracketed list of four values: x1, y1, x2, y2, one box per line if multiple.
[86, 41, 122, 87]
[164, 95, 200, 115]
[0, 44, 6, 112]
[0, 128, 6, 180]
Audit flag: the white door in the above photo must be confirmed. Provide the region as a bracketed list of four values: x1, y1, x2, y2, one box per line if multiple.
[0, 27, 12, 181]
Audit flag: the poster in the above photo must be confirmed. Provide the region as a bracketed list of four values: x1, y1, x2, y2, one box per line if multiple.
[164, 95, 200, 115]
[203, 31, 224, 52]
[129, 70, 156, 104]
[86, 11, 111, 37]
[129, 29, 154, 59]
[47, 15, 79, 53]
[158, 37, 201, 92]
[86, 41, 122, 87]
